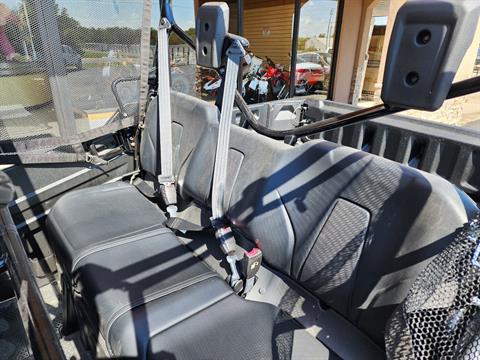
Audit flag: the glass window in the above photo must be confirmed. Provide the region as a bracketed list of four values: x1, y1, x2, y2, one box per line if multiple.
[296, 0, 338, 99]
[170, 0, 198, 97]
[170, 0, 340, 104]
[354, 0, 480, 132]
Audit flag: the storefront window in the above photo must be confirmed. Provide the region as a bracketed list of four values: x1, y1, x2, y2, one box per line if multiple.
[296, 0, 338, 99]
[355, 0, 480, 132]
[176, 0, 340, 104]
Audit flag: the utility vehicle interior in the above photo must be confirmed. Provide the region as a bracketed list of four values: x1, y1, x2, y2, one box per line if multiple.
[2, 1, 480, 359]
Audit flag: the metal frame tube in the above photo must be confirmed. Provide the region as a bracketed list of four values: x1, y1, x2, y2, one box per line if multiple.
[236, 0, 244, 93]
[327, 0, 344, 100]
[34, 0, 77, 138]
[0, 204, 65, 360]
[289, 0, 301, 98]
[237, 0, 244, 36]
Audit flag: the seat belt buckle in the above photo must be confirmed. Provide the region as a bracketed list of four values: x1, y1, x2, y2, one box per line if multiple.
[211, 220, 237, 256]
[241, 248, 262, 279]
[215, 227, 242, 289]
[211, 217, 243, 289]
[241, 247, 262, 294]
[158, 180, 177, 218]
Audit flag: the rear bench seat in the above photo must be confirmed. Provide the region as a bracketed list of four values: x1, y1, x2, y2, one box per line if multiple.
[46, 92, 477, 358]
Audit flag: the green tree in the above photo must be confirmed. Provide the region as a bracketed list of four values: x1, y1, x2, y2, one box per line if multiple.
[169, 27, 195, 45]
[57, 8, 84, 53]
[298, 37, 309, 50]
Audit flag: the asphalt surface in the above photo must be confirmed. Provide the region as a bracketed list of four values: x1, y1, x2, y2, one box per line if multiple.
[66, 63, 196, 112]
[0, 62, 196, 141]
[66, 65, 138, 112]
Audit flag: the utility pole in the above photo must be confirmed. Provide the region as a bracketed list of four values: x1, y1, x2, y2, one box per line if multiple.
[326, 8, 334, 50]
[22, 0, 37, 59]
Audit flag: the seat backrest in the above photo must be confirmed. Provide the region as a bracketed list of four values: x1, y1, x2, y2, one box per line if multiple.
[171, 93, 477, 345]
[140, 91, 219, 182]
[225, 131, 476, 344]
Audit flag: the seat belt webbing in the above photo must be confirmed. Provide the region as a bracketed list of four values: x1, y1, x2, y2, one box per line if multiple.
[157, 18, 177, 218]
[138, 0, 153, 118]
[211, 40, 246, 285]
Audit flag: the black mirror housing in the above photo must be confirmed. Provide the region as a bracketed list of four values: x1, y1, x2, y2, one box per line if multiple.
[381, 0, 480, 111]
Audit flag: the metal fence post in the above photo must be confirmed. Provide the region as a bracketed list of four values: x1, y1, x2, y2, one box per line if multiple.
[34, 0, 77, 138]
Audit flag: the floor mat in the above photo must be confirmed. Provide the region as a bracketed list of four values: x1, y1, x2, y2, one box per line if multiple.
[0, 298, 33, 360]
[40, 281, 93, 360]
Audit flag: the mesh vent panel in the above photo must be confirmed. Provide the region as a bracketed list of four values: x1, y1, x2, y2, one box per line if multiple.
[0, 0, 159, 160]
[385, 216, 480, 359]
[299, 199, 369, 315]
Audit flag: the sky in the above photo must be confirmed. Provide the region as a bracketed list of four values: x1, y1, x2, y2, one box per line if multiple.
[299, 0, 339, 38]
[170, 0, 195, 30]
[2, 0, 336, 35]
[2, 0, 146, 28]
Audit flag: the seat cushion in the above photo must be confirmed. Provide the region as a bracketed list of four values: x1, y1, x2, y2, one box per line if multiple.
[47, 181, 166, 272]
[108, 276, 281, 359]
[70, 219, 289, 359]
[73, 227, 218, 340]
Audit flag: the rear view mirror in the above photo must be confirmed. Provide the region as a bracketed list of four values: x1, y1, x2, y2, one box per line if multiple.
[381, 0, 480, 111]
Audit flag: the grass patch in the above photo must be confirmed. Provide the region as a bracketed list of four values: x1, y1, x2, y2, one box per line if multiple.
[83, 50, 108, 58]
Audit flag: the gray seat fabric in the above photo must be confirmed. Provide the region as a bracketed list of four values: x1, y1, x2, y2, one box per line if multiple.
[71, 225, 283, 359]
[46, 92, 321, 358]
[140, 91, 219, 183]
[48, 91, 219, 272]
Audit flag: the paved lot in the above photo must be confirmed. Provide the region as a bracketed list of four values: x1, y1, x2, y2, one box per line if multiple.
[67, 64, 140, 112]
[66, 63, 196, 111]
[0, 62, 197, 141]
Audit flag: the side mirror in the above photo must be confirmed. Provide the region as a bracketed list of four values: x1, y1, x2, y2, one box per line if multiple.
[381, 0, 480, 111]
[196, 2, 229, 69]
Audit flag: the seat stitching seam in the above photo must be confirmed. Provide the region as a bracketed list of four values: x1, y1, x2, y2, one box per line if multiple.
[71, 226, 170, 271]
[144, 291, 233, 352]
[105, 272, 216, 333]
[71, 227, 171, 272]
[79, 223, 164, 246]
[105, 272, 218, 354]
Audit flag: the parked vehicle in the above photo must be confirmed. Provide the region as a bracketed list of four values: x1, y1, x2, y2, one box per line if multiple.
[297, 51, 331, 65]
[61, 45, 82, 70]
[243, 56, 312, 103]
[296, 52, 330, 91]
[206, 55, 319, 103]
[202, 73, 222, 97]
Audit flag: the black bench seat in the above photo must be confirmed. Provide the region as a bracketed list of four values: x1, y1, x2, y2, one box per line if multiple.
[47, 183, 292, 359]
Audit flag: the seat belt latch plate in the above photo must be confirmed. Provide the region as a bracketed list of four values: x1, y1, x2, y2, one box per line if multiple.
[241, 247, 262, 280]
